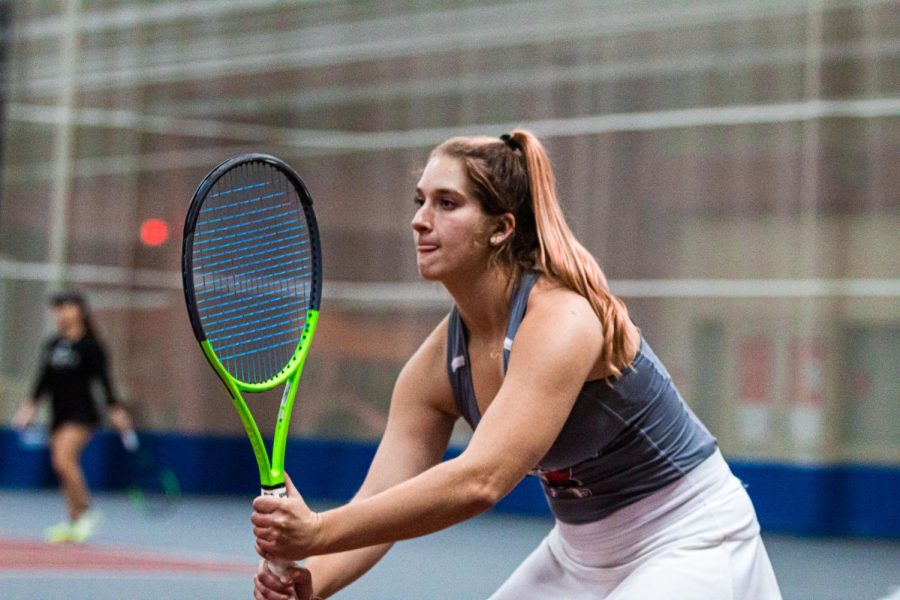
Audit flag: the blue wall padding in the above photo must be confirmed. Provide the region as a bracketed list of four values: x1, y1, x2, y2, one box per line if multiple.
[729, 461, 842, 535]
[1, 428, 896, 539]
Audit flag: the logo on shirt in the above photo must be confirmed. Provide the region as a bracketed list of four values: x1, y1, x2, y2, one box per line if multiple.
[49, 343, 80, 369]
[535, 467, 592, 499]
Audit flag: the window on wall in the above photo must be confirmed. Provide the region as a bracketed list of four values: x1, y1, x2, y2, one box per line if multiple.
[690, 320, 727, 439]
[840, 325, 900, 459]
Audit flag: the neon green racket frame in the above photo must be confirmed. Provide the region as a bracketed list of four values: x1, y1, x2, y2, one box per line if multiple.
[199, 310, 318, 491]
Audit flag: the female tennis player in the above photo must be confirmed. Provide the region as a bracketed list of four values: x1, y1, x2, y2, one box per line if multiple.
[252, 130, 781, 599]
[12, 291, 133, 543]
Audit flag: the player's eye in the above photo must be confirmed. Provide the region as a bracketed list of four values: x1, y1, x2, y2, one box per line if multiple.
[439, 198, 456, 209]
[413, 195, 424, 207]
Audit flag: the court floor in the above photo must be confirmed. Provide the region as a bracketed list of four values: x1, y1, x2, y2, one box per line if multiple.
[0, 489, 897, 599]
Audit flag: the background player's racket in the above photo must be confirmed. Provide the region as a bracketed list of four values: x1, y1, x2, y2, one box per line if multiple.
[181, 153, 322, 574]
[119, 430, 181, 517]
[16, 424, 47, 450]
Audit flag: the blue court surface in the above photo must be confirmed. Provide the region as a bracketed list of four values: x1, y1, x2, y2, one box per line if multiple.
[0, 489, 898, 600]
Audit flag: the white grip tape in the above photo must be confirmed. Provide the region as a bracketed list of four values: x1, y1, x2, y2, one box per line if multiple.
[262, 486, 287, 499]
[261, 486, 298, 579]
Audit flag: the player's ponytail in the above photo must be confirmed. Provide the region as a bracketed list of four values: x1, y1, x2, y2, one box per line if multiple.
[508, 130, 633, 378]
[433, 130, 634, 377]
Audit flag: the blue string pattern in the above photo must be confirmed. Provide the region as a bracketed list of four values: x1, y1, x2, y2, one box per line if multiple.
[190, 162, 312, 384]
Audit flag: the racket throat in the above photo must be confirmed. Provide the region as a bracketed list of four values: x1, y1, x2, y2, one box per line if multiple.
[277, 380, 293, 423]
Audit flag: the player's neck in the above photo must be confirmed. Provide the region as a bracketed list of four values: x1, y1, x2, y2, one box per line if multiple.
[445, 266, 513, 339]
[61, 322, 86, 342]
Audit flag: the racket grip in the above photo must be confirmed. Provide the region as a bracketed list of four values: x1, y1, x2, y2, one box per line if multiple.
[267, 559, 292, 578]
[261, 486, 300, 579]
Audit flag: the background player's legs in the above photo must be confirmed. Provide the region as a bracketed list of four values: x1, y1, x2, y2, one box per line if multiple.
[50, 423, 93, 521]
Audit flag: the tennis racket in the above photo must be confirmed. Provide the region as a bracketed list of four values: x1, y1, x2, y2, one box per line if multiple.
[181, 153, 322, 574]
[119, 430, 181, 517]
[16, 424, 48, 450]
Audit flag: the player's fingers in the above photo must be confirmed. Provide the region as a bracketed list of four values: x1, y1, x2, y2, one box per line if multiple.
[253, 525, 278, 542]
[251, 510, 281, 528]
[255, 560, 295, 594]
[251, 512, 269, 527]
[253, 495, 282, 513]
[254, 580, 292, 600]
[254, 580, 286, 600]
[252, 517, 289, 543]
[254, 577, 294, 600]
[291, 566, 315, 599]
[255, 541, 285, 562]
[256, 541, 271, 557]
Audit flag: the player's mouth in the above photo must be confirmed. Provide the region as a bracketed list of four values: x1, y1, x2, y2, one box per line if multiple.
[416, 242, 439, 254]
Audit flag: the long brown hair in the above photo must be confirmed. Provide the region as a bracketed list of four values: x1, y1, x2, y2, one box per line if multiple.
[432, 130, 634, 377]
[50, 290, 97, 338]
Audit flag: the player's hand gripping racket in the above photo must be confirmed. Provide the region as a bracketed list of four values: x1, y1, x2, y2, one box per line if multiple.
[181, 153, 322, 576]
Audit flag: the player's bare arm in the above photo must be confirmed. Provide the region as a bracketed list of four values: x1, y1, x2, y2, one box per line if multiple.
[259, 289, 602, 560]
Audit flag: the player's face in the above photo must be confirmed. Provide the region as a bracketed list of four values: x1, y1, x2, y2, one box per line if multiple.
[52, 302, 83, 333]
[412, 154, 493, 281]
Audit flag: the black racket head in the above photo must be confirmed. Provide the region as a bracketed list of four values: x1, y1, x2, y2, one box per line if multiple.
[182, 154, 322, 386]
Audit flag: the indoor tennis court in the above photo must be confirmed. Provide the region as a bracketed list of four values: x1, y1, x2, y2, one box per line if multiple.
[2, 489, 899, 599]
[1, 2, 898, 599]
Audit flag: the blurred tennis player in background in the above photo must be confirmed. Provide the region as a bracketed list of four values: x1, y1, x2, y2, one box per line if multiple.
[12, 291, 133, 543]
[252, 130, 781, 599]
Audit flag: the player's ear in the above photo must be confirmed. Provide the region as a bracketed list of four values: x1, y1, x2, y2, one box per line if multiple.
[489, 213, 516, 246]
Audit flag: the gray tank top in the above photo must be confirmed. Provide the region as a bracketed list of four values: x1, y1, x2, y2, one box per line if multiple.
[446, 271, 717, 524]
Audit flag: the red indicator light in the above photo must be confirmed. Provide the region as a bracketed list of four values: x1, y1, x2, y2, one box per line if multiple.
[140, 218, 169, 247]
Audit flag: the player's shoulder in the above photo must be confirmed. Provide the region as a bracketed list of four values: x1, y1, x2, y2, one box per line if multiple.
[516, 276, 604, 356]
[508, 277, 604, 375]
[527, 275, 599, 323]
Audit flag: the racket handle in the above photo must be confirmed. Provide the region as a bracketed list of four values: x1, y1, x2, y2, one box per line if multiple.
[262, 485, 288, 498]
[261, 486, 300, 579]
[267, 559, 292, 579]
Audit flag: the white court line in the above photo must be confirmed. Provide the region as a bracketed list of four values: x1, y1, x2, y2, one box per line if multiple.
[2, 260, 898, 305]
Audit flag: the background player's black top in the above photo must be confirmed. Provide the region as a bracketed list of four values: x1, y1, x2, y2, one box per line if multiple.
[31, 333, 119, 431]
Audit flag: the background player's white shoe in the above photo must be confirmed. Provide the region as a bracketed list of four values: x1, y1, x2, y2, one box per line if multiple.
[68, 509, 103, 543]
[44, 520, 73, 543]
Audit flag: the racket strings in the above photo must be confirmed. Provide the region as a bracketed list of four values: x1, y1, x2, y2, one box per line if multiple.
[191, 161, 314, 384]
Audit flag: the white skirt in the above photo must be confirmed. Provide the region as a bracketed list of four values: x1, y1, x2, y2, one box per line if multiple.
[490, 450, 781, 600]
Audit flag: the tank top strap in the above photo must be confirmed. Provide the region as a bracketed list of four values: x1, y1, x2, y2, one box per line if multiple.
[446, 307, 481, 427]
[502, 271, 541, 373]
